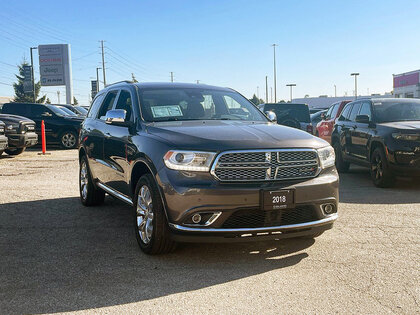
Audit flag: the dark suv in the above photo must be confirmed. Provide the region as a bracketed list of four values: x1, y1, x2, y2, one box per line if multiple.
[79, 82, 339, 254]
[0, 120, 8, 155]
[0, 114, 37, 155]
[332, 98, 420, 187]
[2, 103, 84, 149]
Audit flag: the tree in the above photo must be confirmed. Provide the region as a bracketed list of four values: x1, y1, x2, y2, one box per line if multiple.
[45, 98, 51, 104]
[13, 60, 46, 103]
[73, 97, 79, 105]
[249, 94, 264, 105]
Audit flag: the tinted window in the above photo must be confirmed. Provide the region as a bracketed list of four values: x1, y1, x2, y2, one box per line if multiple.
[264, 104, 310, 123]
[29, 105, 50, 118]
[325, 104, 334, 118]
[2, 104, 28, 116]
[339, 104, 352, 121]
[349, 102, 361, 121]
[87, 93, 105, 118]
[97, 91, 118, 120]
[373, 99, 420, 122]
[359, 102, 372, 120]
[115, 90, 133, 121]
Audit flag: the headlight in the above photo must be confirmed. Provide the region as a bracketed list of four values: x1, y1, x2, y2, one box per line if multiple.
[392, 133, 420, 141]
[317, 146, 335, 169]
[164, 150, 216, 172]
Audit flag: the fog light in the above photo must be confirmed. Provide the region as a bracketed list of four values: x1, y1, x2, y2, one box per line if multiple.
[323, 204, 334, 214]
[192, 214, 202, 224]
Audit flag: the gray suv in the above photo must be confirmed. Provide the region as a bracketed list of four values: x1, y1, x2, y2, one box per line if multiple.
[79, 82, 339, 254]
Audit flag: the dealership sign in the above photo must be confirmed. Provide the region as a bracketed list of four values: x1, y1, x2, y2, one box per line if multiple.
[38, 45, 67, 86]
[23, 65, 33, 93]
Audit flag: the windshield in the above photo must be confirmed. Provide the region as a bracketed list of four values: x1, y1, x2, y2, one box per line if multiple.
[373, 99, 420, 122]
[46, 105, 67, 116]
[75, 106, 88, 115]
[57, 106, 78, 116]
[263, 104, 310, 123]
[138, 88, 267, 122]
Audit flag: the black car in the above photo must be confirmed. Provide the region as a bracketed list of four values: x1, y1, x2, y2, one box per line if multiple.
[0, 114, 38, 155]
[258, 103, 313, 134]
[52, 104, 87, 116]
[0, 120, 8, 155]
[2, 103, 83, 149]
[332, 98, 420, 187]
[79, 82, 339, 255]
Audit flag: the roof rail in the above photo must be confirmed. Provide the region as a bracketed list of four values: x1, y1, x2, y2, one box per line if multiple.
[104, 80, 133, 88]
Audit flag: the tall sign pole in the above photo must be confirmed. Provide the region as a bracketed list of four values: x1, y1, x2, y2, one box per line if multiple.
[96, 67, 101, 92]
[30, 47, 37, 102]
[64, 44, 73, 104]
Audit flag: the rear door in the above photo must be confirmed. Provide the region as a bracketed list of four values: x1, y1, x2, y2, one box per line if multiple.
[336, 103, 353, 156]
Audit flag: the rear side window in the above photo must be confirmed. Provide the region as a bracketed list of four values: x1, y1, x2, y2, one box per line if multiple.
[97, 91, 118, 120]
[2, 104, 29, 116]
[330, 104, 340, 119]
[265, 104, 310, 123]
[87, 93, 105, 118]
[29, 105, 48, 118]
[349, 102, 362, 121]
[339, 104, 352, 121]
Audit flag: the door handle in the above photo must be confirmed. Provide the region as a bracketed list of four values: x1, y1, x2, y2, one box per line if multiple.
[105, 132, 111, 137]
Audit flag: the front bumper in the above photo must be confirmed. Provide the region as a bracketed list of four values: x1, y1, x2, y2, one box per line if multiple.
[0, 135, 8, 151]
[157, 167, 339, 242]
[6, 132, 38, 148]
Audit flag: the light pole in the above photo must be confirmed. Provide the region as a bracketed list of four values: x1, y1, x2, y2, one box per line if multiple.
[286, 84, 296, 102]
[351, 73, 359, 99]
[257, 86, 259, 99]
[334, 84, 337, 97]
[272, 44, 278, 102]
[265, 76, 268, 103]
[30, 47, 38, 103]
[96, 67, 101, 92]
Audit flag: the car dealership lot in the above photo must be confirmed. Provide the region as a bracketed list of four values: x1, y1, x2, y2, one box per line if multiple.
[0, 149, 419, 314]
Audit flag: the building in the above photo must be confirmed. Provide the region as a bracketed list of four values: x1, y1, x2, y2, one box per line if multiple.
[393, 70, 420, 98]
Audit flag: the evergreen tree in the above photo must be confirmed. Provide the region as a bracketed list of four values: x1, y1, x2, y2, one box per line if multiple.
[45, 98, 51, 104]
[73, 97, 79, 105]
[13, 60, 46, 103]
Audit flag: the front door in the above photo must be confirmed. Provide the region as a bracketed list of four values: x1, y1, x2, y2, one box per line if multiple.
[351, 101, 373, 159]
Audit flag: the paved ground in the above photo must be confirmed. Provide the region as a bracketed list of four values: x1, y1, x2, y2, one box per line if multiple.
[0, 149, 419, 314]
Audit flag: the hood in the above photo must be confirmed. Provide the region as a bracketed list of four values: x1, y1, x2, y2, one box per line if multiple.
[146, 120, 328, 151]
[379, 121, 420, 130]
[0, 114, 35, 124]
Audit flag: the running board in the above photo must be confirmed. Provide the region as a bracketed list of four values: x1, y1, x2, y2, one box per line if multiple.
[96, 182, 133, 206]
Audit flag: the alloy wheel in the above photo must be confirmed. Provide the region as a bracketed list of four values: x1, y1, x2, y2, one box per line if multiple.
[62, 132, 76, 148]
[136, 185, 154, 244]
[372, 154, 383, 180]
[80, 161, 88, 200]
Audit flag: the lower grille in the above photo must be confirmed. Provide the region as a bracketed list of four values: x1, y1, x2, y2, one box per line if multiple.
[221, 206, 318, 229]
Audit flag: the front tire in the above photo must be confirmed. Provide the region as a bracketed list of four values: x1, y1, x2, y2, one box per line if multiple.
[60, 130, 78, 149]
[333, 141, 350, 172]
[79, 155, 105, 206]
[370, 147, 395, 188]
[134, 174, 176, 255]
[5, 147, 25, 155]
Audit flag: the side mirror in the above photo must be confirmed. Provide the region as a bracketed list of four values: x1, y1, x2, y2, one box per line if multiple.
[105, 109, 127, 125]
[355, 114, 370, 124]
[265, 111, 277, 123]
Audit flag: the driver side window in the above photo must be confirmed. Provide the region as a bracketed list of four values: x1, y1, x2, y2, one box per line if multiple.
[115, 90, 134, 122]
[97, 91, 118, 120]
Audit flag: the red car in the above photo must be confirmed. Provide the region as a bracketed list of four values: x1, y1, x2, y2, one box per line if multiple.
[316, 100, 350, 143]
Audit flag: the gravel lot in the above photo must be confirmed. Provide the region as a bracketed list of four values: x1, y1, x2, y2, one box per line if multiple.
[1, 149, 419, 314]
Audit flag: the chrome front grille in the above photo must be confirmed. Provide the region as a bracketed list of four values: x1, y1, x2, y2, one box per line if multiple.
[212, 149, 319, 181]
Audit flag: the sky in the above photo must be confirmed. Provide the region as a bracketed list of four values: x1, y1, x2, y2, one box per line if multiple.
[0, 0, 419, 105]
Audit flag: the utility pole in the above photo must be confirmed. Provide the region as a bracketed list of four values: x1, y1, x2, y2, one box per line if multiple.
[270, 87, 273, 103]
[272, 44, 278, 103]
[351, 73, 359, 99]
[170, 72, 174, 82]
[196, 80, 200, 84]
[286, 84, 296, 102]
[96, 67, 101, 92]
[257, 86, 259, 99]
[100, 40, 106, 86]
[57, 91, 60, 104]
[30, 47, 38, 103]
[334, 84, 337, 97]
[265, 76, 268, 103]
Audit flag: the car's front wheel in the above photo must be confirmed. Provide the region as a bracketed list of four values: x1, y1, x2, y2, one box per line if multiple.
[134, 174, 176, 255]
[370, 147, 395, 188]
[5, 147, 25, 155]
[333, 141, 350, 172]
[60, 130, 78, 149]
[79, 155, 105, 206]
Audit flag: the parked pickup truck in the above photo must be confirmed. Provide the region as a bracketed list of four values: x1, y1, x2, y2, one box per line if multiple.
[0, 120, 8, 155]
[0, 114, 38, 155]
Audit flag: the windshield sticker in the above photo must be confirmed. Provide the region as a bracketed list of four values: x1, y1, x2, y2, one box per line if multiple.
[151, 105, 183, 118]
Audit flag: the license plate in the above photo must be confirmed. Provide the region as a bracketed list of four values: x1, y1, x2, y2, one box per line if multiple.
[261, 189, 295, 210]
